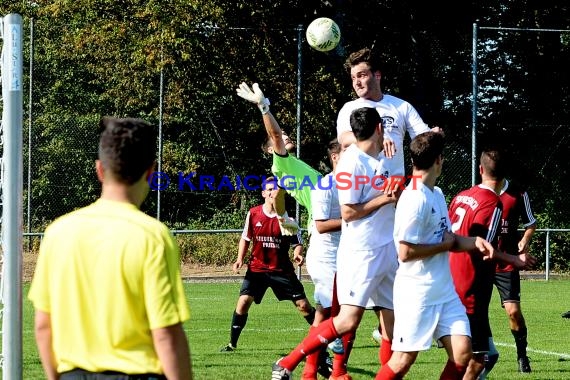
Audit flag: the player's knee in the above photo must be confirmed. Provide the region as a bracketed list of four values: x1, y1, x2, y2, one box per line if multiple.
[389, 352, 415, 374]
[236, 297, 253, 313]
[457, 351, 473, 367]
[332, 315, 359, 334]
[506, 307, 518, 318]
[512, 311, 525, 324]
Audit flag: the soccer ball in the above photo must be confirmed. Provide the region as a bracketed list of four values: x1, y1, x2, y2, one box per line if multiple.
[306, 17, 341, 52]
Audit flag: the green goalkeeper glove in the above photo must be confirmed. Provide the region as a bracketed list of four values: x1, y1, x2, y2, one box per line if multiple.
[236, 82, 270, 114]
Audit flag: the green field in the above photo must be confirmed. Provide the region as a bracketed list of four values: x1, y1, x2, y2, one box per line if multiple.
[18, 278, 570, 379]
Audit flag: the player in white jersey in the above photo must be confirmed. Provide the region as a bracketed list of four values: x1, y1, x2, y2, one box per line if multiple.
[377, 131, 496, 380]
[337, 94, 429, 172]
[301, 139, 344, 380]
[336, 47, 440, 348]
[336, 48, 438, 162]
[306, 140, 341, 312]
[271, 106, 402, 380]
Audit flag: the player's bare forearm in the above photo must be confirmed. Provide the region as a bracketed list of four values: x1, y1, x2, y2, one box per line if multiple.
[34, 311, 59, 380]
[452, 235, 494, 257]
[315, 218, 342, 234]
[233, 239, 249, 272]
[237, 239, 249, 260]
[518, 223, 537, 253]
[152, 323, 193, 380]
[493, 249, 537, 269]
[398, 241, 450, 262]
[399, 232, 454, 262]
[341, 193, 397, 222]
[263, 112, 287, 155]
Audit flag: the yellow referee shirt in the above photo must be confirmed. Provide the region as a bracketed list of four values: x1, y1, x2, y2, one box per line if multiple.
[28, 199, 190, 374]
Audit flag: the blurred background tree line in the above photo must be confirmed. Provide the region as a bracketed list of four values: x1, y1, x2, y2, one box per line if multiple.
[1, 0, 569, 270]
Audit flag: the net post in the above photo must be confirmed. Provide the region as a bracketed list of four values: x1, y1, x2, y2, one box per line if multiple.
[471, 21, 478, 187]
[1, 13, 24, 380]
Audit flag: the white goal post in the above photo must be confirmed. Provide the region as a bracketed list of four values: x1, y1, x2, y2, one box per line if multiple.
[0, 13, 24, 380]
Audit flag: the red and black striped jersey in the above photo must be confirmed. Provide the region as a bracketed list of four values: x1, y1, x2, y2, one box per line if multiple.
[241, 204, 302, 273]
[448, 184, 503, 313]
[496, 180, 536, 272]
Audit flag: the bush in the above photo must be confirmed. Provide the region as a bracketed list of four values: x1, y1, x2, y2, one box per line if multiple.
[529, 213, 570, 273]
[176, 233, 241, 266]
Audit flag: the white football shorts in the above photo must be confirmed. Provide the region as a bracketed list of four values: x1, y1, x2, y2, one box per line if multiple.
[306, 253, 336, 309]
[391, 295, 471, 352]
[335, 241, 397, 308]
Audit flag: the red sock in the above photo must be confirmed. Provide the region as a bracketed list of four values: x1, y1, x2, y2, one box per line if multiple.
[301, 327, 319, 378]
[439, 360, 467, 380]
[375, 363, 401, 380]
[380, 339, 393, 365]
[279, 318, 338, 371]
[331, 273, 340, 317]
[331, 331, 355, 376]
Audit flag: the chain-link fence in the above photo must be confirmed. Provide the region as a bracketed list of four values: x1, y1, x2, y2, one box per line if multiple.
[4, 17, 569, 270]
[22, 18, 307, 231]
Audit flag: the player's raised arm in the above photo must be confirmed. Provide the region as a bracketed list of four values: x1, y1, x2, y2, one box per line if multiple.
[236, 82, 287, 156]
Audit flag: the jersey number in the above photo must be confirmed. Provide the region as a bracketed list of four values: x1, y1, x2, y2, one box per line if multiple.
[451, 207, 466, 233]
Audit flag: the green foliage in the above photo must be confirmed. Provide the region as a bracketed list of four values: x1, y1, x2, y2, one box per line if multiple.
[176, 233, 240, 266]
[1, 1, 569, 235]
[531, 213, 570, 272]
[174, 202, 255, 265]
[28, 113, 100, 225]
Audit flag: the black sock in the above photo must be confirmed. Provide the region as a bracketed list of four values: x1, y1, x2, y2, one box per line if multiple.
[304, 307, 316, 325]
[230, 311, 248, 347]
[512, 327, 528, 358]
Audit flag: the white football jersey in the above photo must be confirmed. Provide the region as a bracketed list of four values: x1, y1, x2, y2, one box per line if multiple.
[336, 95, 430, 174]
[393, 182, 457, 305]
[336, 144, 401, 250]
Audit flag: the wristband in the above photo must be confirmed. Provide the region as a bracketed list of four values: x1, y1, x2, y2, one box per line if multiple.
[258, 98, 270, 114]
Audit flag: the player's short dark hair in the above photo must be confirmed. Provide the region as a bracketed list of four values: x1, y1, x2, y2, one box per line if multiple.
[344, 47, 383, 74]
[326, 138, 341, 168]
[261, 131, 292, 154]
[480, 148, 506, 180]
[327, 138, 341, 158]
[262, 176, 277, 190]
[261, 137, 272, 153]
[410, 131, 445, 170]
[349, 107, 381, 141]
[98, 116, 157, 185]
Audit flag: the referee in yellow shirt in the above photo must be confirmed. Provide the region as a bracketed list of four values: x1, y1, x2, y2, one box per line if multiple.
[28, 117, 193, 380]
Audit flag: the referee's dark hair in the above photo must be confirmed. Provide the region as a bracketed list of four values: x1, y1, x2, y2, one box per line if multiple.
[98, 116, 157, 185]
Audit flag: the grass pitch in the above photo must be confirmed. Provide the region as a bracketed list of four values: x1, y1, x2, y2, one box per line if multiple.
[17, 278, 570, 379]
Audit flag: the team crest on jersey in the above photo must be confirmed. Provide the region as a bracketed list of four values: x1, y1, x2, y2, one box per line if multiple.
[381, 116, 395, 132]
[373, 170, 390, 189]
[434, 217, 447, 240]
